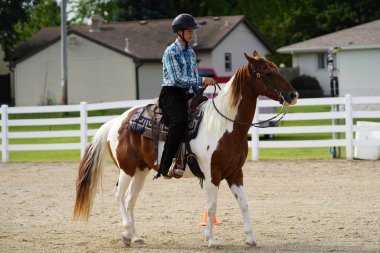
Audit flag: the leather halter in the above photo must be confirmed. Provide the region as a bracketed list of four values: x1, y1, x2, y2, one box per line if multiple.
[211, 62, 288, 128]
[250, 62, 284, 101]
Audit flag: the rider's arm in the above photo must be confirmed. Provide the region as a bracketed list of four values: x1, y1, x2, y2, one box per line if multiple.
[163, 49, 202, 93]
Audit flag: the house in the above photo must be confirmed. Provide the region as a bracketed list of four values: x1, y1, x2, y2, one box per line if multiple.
[278, 19, 380, 97]
[12, 15, 274, 106]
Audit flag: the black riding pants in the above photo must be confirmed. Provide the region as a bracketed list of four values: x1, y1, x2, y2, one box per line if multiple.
[158, 86, 189, 176]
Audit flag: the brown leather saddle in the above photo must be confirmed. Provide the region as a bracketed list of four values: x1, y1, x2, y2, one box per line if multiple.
[126, 89, 208, 180]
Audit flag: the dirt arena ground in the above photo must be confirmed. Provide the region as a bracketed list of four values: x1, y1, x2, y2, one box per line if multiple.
[0, 160, 379, 253]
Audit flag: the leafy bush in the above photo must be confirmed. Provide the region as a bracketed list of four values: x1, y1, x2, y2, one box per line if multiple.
[290, 75, 323, 98]
[291, 75, 321, 90]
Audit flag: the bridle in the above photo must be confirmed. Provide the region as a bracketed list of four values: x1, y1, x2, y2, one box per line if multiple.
[211, 62, 288, 128]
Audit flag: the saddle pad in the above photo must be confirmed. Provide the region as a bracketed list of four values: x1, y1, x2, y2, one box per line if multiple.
[126, 105, 203, 140]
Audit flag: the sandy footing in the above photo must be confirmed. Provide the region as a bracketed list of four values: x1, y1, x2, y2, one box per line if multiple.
[0, 160, 379, 252]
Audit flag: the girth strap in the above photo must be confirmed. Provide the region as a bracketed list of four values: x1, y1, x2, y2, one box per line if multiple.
[152, 106, 163, 166]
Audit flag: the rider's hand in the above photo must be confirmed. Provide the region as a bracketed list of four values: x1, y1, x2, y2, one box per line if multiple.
[202, 77, 216, 87]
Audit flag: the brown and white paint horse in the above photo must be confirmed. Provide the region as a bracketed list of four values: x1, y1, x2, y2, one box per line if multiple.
[73, 51, 298, 247]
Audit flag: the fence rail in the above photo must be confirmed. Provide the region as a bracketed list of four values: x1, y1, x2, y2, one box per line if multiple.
[250, 94, 380, 160]
[1, 94, 380, 162]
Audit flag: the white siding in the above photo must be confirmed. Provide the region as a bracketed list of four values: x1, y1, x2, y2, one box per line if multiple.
[15, 44, 61, 106]
[337, 49, 380, 96]
[15, 35, 136, 106]
[197, 52, 212, 68]
[138, 62, 162, 99]
[292, 53, 329, 96]
[212, 23, 270, 77]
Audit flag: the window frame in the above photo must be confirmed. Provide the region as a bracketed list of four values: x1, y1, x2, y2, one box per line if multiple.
[317, 53, 326, 70]
[225, 52, 232, 72]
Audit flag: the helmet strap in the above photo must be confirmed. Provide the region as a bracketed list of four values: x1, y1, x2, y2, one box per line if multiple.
[177, 31, 188, 50]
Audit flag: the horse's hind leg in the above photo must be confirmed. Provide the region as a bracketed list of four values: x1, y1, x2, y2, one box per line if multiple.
[125, 168, 150, 244]
[115, 169, 133, 246]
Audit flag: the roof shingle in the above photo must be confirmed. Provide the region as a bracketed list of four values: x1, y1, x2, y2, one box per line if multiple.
[13, 15, 274, 63]
[278, 19, 380, 53]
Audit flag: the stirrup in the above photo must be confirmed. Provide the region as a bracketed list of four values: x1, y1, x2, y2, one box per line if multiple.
[173, 168, 184, 176]
[167, 158, 184, 178]
[167, 167, 184, 178]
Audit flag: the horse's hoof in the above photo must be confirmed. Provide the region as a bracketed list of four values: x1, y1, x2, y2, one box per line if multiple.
[208, 240, 221, 248]
[245, 240, 257, 247]
[132, 237, 145, 245]
[121, 232, 131, 246]
[208, 243, 221, 248]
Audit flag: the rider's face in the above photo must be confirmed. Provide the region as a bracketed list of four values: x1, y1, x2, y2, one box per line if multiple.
[180, 29, 194, 42]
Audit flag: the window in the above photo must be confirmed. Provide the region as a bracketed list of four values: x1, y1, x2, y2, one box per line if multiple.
[225, 53, 232, 72]
[317, 53, 326, 69]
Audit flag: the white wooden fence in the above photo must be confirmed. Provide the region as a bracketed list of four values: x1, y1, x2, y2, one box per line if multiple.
[1, 94, 380, 162]
[0, 99, 152, 162]
[250, 94, 380, 160]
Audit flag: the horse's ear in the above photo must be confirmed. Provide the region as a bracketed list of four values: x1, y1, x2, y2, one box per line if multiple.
[244, 52, 254, 62]
[253, 50, 260, 58]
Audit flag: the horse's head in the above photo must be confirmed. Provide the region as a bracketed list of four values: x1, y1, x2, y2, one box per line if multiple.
[244, 51, 298, 106]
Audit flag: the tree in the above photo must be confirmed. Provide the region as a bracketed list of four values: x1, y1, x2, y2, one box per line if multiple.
[70, 0, 116, 24]
[284, 0, 380, 44]
[13, 0, 61, 41]
[114, 0, 175, 21]
[5, 0, 379, 63]
[0, 0, 38, 61]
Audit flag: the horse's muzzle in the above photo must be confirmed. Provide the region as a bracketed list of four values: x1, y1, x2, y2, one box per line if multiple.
[280, 91, 299, 106]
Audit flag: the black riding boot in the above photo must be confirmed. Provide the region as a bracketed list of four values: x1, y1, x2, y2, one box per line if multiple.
[156, 87, 188, 178]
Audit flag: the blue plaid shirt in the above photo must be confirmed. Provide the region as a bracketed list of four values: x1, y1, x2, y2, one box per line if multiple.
[162, 39, 202, 94]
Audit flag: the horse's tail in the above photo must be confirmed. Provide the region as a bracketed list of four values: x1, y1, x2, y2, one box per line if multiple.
[73, 119, 115, 221]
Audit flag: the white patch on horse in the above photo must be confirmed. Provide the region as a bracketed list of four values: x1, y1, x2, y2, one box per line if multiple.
[200, 75, 240, 137]
[108, 106, 140, 169]
[230, 184, 256, 246]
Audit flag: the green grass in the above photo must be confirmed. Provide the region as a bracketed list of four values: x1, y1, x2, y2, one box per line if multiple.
[1, 105, 378, 162]
[9, 150, 80, 162]
[1, 109, 125, 162]
[248, 147, 345, 160]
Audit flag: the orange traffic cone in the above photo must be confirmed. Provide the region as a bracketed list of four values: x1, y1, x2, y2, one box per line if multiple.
[197, 208, 222, 226]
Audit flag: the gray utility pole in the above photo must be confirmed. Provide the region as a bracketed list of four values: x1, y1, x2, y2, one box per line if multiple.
[60, 0, 68, 105]
[327, 47, 341, 158]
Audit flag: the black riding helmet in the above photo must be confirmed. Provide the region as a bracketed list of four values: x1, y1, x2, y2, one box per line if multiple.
[172, 14, 199, 50]
[172, 13, 200, 33]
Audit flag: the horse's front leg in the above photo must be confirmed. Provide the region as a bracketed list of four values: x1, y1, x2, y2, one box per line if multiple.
[203, 182, 220, 247]
[227, 172, 257, 247]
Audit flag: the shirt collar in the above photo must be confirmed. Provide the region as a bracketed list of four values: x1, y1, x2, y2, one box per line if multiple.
[175, 38, 191, 51]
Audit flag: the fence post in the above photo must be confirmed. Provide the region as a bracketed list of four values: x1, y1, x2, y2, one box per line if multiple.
[1, 104, 9, 162]
[251, 103, 259, 161]
[344, 94, 353, 159]
[80, 102, 88, 158]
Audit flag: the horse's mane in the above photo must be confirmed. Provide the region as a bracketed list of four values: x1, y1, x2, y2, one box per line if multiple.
[200, 64, 250, 135]
[230, 56, 278, 108]
[229, 65, 249, 108]
[266, 60, 279, 71]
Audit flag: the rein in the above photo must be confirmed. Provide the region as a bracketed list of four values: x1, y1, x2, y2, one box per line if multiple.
[210, 67, 288, 128]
